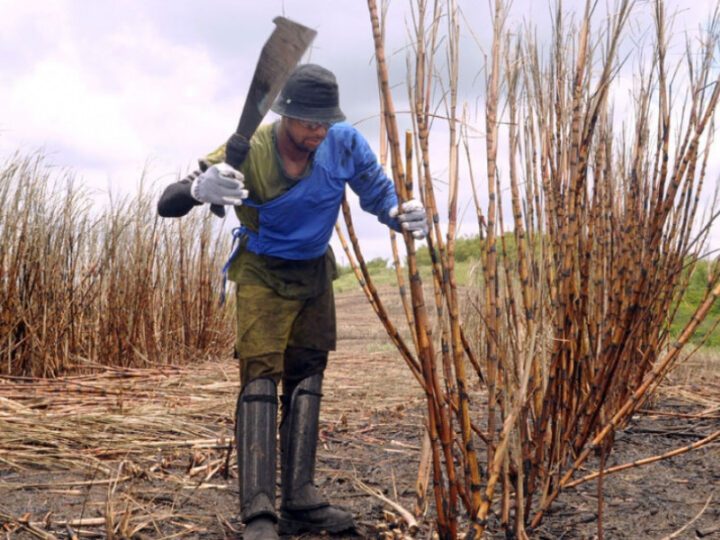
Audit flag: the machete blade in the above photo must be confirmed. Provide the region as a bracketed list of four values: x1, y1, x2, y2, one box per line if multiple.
[235, 16, 317, 138]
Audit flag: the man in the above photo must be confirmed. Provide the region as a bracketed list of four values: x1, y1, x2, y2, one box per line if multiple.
[157, 64, 427, 539]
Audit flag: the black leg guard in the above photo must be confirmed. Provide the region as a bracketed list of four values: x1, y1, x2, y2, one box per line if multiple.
[279, 374, 355, 535]
[236, 378, 279, 539]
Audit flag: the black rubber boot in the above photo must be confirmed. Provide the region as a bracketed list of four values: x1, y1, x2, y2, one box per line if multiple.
[236, 378, 279, 540]
[279, 374, 355, 535]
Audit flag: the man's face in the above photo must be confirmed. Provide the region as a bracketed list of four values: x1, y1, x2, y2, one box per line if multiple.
[284, 117, 331, 152]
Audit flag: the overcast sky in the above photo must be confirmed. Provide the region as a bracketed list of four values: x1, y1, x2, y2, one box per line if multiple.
[1, 0, 719, 262]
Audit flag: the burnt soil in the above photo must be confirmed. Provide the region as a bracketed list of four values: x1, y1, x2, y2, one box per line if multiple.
[1, 287, 718, 539]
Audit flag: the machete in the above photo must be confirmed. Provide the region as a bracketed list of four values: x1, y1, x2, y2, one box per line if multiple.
[158, 18, 314, 218]
[223, 16, 317, 170]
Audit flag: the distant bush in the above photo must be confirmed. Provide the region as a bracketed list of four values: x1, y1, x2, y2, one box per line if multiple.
[414, 233, 520, 266]
[336, 255, 389, 278]
[365, 256, 390, 270]
[670, 260, 720, 347]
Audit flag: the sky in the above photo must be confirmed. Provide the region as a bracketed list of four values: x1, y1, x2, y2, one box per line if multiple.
[1, 0, 719, 262]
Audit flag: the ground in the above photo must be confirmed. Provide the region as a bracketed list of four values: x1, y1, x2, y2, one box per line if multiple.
[0, 287, 718, 539]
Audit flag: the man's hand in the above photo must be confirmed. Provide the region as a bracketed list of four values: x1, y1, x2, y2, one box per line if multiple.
[190, 163, 249, 207]
[389, 199, 428, 239]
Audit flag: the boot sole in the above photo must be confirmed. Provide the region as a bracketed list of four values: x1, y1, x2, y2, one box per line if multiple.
[278, 515, 355, 535]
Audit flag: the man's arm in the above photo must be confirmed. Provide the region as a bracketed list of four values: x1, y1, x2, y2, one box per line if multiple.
[157, 146, 247, 218]
[346, 128, 428, 239]
[345, 129, 401, 229]
[157, 170, 203, 218]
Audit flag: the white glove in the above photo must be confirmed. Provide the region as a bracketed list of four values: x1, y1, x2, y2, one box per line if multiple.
[389, 198, 428, 239]
[190, 163, 248, 206]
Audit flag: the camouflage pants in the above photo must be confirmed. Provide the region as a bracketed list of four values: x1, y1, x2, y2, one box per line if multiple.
[234, 280, 336, 389]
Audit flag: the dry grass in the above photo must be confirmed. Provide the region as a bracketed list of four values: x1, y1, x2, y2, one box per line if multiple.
[0, 155, 235, 376]
[0, 360, 239, 539]
[0, 293, 430, 539]
[0, 363, 238, 474]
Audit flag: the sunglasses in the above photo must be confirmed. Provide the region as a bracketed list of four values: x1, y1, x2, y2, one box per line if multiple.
[295, 119, 332, 131]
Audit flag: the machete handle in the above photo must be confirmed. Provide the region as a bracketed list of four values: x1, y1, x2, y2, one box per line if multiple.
[225, 133, 251, 170]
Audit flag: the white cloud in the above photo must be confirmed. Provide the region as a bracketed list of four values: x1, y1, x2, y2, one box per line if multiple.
[0, 2, 236, 194]
[7, 58, 144, 159]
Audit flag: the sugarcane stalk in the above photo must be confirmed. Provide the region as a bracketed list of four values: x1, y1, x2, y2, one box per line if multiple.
[367, 1, 457, 535]
[483, 0, 504, 470]
[375, 9, 419, 354]
[437, 0, 485, 517]
[391, 133, 418, 351]
[506, 37, 535, 342]
[406, 0, 453, 361]
[467, 328, 536, 538]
